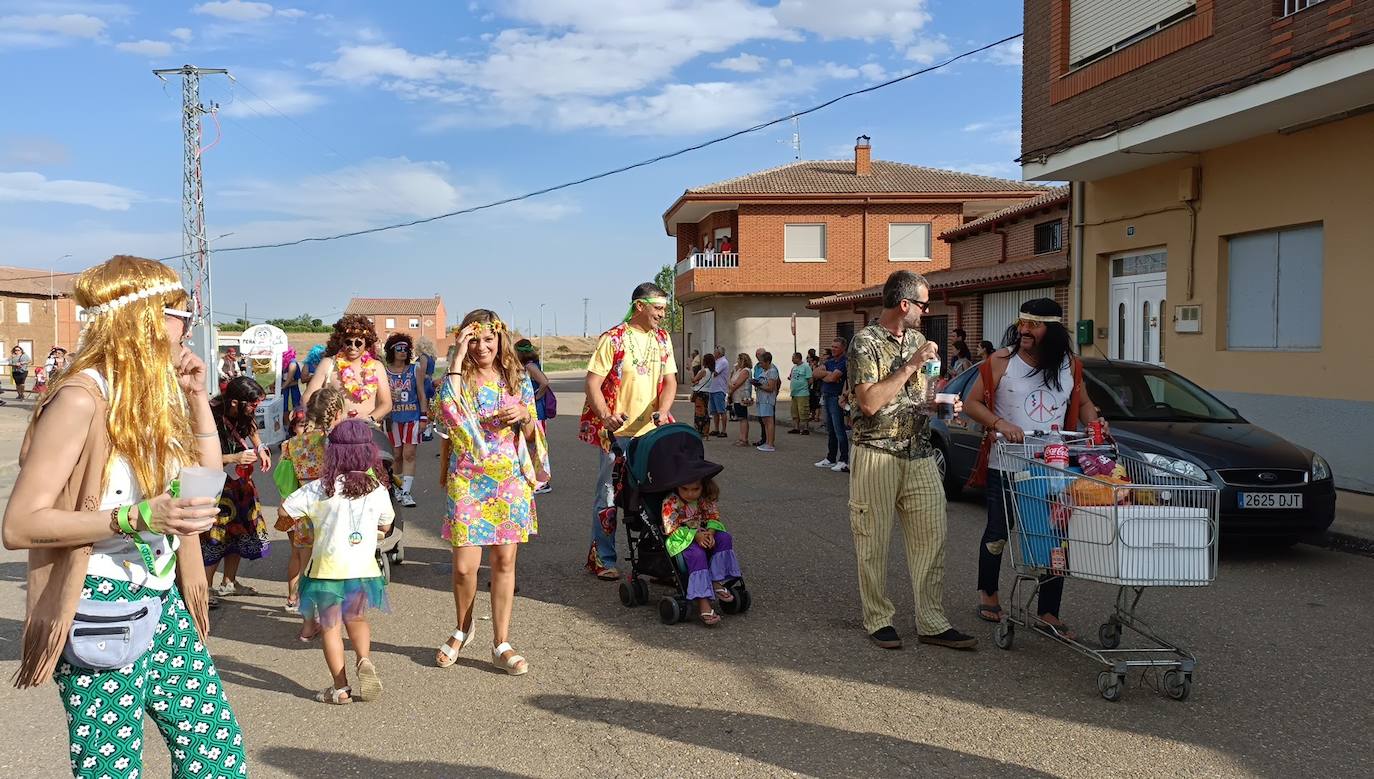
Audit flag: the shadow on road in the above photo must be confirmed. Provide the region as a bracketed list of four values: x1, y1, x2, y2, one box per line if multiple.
[257, 746, 538, 778]
[529, 694, 1055, 778]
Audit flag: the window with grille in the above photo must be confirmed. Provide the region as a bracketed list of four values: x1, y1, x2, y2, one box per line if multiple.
[1283, 0, 1326, 15]
[1034, 220, 1063, 254]
[409, 318, 420, 329]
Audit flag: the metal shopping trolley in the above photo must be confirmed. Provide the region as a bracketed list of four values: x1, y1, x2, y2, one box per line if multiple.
[993, 430, 1219, 702]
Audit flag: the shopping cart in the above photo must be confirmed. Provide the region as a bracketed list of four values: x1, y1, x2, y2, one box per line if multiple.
[993, 430, 1219, 702]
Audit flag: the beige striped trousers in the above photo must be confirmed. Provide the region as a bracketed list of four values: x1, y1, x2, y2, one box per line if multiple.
[848, 445, 953, 636]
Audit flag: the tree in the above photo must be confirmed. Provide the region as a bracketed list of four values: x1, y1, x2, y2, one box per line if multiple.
[655, 264, 682, 333]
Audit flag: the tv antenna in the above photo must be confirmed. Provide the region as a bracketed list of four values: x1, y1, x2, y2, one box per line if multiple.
[778, 115, 801, 159]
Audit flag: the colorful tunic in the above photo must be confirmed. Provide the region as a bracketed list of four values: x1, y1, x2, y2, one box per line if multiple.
[202, 415, 269, 565]
[577, 322, 674, 451]
[273, 431, 327, 547]
[434, 373, 550, 547]
[660, 494, 727, 558]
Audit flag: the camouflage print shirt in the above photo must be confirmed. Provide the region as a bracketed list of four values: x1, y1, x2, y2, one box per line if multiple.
[847, 324, 934, 459]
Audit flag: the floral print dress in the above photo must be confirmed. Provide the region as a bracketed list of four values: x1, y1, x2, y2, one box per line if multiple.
[434, 373, 550, 547]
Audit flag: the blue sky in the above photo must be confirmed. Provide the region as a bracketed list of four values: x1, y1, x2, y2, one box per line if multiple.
[0, 0, 1025, 334]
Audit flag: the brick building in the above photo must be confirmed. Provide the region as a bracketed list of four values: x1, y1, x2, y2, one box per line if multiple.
[1020, 0, 1374, 489]
[344, 296, 451, 352]
[808, 186, 1072, 364]
[663, 137, 1047, 370]
[0, 266, 81, 377]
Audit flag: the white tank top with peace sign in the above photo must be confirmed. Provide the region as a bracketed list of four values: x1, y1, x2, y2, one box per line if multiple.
[989, 352, 1074, 471]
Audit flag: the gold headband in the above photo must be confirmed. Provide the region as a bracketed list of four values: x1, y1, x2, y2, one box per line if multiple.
[1018, 313, 1063, 324]
[474, 321, 505, 333]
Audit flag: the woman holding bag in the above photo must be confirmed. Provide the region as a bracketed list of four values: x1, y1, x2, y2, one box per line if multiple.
[2, 255, 248, 778]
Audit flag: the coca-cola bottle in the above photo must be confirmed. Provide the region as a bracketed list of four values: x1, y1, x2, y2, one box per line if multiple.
[1043, 425, 1070, 496]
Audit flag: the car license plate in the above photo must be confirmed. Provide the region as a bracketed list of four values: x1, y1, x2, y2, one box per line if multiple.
[1238, 492, 1303, 509]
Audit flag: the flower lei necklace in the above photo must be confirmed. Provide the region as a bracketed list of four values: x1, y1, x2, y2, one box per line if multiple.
[335, 352, 380, 403]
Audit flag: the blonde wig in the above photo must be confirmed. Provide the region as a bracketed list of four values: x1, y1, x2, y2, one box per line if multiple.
[51, 256, 194, 496]
[416, 336, 437, 359]
[458, 309, 526, 391]
[305, 385, 346, 433]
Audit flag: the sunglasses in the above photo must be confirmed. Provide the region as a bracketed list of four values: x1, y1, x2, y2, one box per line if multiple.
[393, 344, 410, 352]
[906, 298, 931, 313]
[344, 338, 368, 348]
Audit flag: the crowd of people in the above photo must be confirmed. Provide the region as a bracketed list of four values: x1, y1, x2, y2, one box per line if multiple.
[1, 254, 1110, 777]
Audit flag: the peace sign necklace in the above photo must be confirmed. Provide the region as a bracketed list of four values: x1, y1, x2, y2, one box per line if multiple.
[345, 490, 365, 546]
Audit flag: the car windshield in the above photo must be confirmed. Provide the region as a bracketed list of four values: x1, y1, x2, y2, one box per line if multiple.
[1084, 364, 1242, 423]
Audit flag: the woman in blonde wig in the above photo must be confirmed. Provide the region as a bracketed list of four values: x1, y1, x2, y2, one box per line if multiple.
[2, 256, 248, 778]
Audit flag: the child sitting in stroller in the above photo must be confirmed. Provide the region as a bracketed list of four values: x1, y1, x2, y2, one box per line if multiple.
[661, 476, 742, 627]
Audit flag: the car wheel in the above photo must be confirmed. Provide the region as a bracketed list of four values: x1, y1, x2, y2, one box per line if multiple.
[934, 442, 962, 500]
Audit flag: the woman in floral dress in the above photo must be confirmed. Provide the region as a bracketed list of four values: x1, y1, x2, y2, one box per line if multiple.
[433, 309, 548, 676]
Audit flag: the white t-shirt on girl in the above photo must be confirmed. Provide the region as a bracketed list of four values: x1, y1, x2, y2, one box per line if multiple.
[282, 477, 395, 579]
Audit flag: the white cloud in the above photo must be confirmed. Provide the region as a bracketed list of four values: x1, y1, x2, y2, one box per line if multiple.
[193, 1, 275, 22]
[962, 118, 1021, 147]
[2, 136, 72, 167]
[0, 171, 141, 211]
[169, 27, 193, 42]
[220, 70, 326, 117]
[858, 62, 887, 82]
[773, 0, 931, 45]
[115, 39, 173, 56]
[276, 7, 306, 18]
[218, 158, 464, 221]
[551, 81, 776, 135]
[981, 38, 1023, 67]
[935, 161, 1021, 180]
[0, 13, 106, 47]
[905, 35, 951, 65]
[713, 52, 766, 73]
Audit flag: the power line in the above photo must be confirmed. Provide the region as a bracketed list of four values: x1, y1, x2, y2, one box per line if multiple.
[148, 32, 1022, 262]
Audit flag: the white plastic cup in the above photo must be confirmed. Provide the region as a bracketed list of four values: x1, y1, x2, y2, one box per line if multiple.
[179, 466, 227, 501]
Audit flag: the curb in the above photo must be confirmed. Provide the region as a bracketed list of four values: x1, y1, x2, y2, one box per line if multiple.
[1304, 531, 1374, 558]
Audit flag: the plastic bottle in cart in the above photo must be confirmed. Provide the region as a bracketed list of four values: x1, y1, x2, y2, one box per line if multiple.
[1043, 426, 1070, 492]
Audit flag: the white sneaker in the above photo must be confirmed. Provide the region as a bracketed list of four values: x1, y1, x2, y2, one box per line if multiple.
[831, 462, 849, 473]
[534, 484, 552, 495]
[400, 491, 417, 508]
[757, 445, 776, 452]
[815, 459, 835, 468]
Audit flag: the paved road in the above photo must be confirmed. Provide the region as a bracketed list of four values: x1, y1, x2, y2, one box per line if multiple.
[1, 380, 1371, 778]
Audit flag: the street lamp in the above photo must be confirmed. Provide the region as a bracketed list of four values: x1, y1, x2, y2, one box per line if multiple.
[538, 303, 546, 355]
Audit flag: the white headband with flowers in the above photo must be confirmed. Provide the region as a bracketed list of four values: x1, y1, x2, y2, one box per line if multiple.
[88, 281, 186, 316]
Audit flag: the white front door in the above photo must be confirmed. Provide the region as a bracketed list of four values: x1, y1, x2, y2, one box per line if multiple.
[1108, 250, 1167, 365]
[698, 309, 716, 356]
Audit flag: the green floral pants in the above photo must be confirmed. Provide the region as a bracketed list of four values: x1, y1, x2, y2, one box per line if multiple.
[54, 577, 247, 778]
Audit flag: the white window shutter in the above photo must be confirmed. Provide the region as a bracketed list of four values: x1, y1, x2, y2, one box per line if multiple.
[1069, 0, 1195, 64]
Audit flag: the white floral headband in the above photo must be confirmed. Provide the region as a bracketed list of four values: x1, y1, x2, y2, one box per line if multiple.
[88, 281, 186, 316]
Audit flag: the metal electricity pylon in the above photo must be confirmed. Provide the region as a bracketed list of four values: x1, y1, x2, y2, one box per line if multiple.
[153, 64, 228, 395]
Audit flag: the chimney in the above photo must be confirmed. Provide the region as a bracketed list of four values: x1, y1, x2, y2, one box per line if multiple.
[854, 135, 872, 176]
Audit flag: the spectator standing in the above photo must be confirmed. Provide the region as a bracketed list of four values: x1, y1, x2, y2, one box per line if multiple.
[949, 341, 974, 377]
[218, 346, 241, 394]
[848, 270, 976, 651]
[814, 337, 850, 472]
[753, 352, 780, 452]
[720, 235, 734, 253]
[727, 354, 754, 446]
[708, 346, 730, 437]
[978, 340, 996, 361]
[750, 348, 768, 445]
[9, 345, 32, 401]
[786, 352, 812, 435]
[515, 338, 554, 495]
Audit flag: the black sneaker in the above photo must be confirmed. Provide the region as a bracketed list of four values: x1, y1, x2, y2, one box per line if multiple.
[918, 628, 979, 650]
[869, 626, 902, 649]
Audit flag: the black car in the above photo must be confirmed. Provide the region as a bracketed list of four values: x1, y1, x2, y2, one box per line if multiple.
[932, 358, 1335, 544]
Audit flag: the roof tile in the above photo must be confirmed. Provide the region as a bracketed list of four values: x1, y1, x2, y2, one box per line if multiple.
[345, 297, 442, 316]
[940, 185, 1071, 240]
[687, 160, 1049, 196]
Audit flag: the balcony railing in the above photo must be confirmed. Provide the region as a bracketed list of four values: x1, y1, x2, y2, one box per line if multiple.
[675, 251, 740, 275]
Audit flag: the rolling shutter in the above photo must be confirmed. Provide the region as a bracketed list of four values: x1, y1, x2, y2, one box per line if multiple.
[982, 287, 1055, 347]
[1069, 0, 1195, 65]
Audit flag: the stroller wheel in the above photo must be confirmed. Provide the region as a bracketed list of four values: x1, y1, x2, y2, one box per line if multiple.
[377, 550, 391, 585]
[618, 581, 635, 608]
[736, 588, 752, 614]
[657, 596, 680, 624]
[631, 577, 650, 605]
[675, 597, 692, 624]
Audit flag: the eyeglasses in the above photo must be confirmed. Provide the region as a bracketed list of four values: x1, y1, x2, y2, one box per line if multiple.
[906, 298, 931, 313]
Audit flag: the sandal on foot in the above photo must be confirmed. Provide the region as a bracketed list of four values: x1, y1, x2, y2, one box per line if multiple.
[594, 568, 620, 581]
[491, 642, 529, 676]
[976, 604, 1003, 623]
[229, 582, 260, 596]
[1037, 618, 1077, 641]
[712, 584, 735, 603]
[315, 686, 352, 705]
[356, 658, 383, 701]
[435, 628, 474, 668]
[699, 610, 721, 627]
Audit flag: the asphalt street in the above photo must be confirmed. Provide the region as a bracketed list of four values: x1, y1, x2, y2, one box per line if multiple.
[0, 379, 1371, 778]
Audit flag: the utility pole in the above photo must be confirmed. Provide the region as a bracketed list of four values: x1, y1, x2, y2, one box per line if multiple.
[153, 64, 229, 395]
[582, 297, 589, 338]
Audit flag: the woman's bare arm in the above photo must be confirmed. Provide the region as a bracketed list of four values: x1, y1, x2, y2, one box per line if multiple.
[301, 356, 334, 407]
[369, 363, 392, 423]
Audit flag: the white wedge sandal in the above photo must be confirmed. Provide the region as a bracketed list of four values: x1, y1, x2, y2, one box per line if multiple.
[436, 628, 474, 668]
[491, 642, 529, 676]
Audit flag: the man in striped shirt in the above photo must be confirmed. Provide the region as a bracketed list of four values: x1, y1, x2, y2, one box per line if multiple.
[847, 270, 977, 651]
